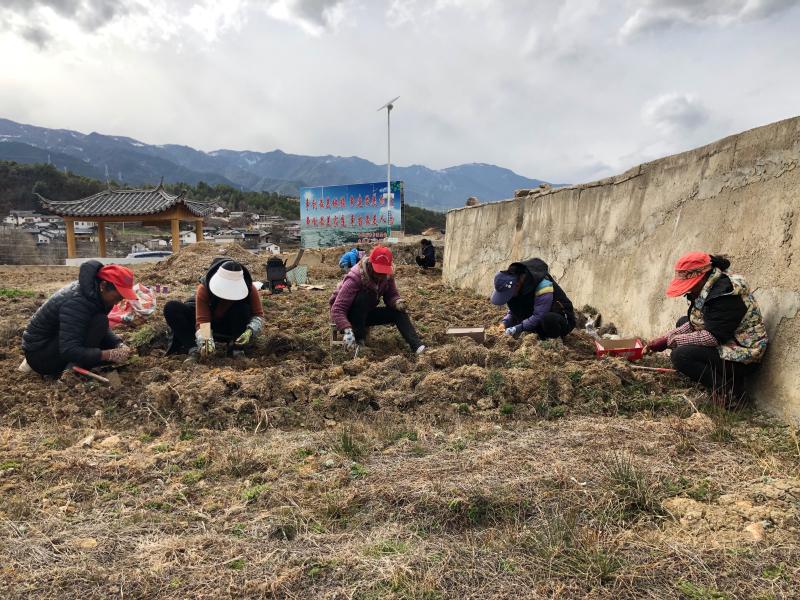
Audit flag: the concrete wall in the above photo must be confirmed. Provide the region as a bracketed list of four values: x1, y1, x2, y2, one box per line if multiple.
[444, 116, 800, 419]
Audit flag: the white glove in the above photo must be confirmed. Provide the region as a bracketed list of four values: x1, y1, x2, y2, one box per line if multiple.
[196, 330, 216, 357]
[394, 299, 407, 312]
[504, 325, 522, 338]
[342, 328, 356, 350]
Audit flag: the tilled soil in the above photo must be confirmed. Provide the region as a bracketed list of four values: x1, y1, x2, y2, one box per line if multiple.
[1, 248, 798, 599]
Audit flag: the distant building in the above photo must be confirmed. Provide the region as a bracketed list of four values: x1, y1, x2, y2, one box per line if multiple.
[36, 230, 57, 245]
[260, 242, 281, 255]
[131, 242, 148, 254]
[4, 210, 45, 226]
[179, 230, 197, 245]
[146, 238, 169, 250]
[213, 230, 245, 245]
[240, 230, 261, 249]
[74, 228, 93, 242]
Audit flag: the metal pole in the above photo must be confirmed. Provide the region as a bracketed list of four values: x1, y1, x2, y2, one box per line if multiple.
[387, 105, 391, 240]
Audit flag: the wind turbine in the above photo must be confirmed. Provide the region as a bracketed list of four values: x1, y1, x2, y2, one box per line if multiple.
[378, 96, 399, 238]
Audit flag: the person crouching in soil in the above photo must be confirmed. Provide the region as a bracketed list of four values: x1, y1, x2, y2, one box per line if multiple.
[338, 247, 364, 272]
[646, 253, 767, 408]
[20, 261, 135, 375]
[415, 239, 436, 269]
[491, 257, 576, 340]
[164, 258, 264, 360]
[330, 245, 426, 354]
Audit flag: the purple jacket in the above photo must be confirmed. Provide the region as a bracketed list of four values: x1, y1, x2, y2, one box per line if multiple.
[502, 278, 554, 331]
[329, 258, 401, 330]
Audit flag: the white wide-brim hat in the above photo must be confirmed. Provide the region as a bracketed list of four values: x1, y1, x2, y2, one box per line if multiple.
[209, 263, 249, 301]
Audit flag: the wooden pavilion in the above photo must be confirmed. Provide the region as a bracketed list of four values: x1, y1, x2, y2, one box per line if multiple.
[38, 183, 214, 258]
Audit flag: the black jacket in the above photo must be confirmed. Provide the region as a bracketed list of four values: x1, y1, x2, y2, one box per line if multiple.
[688, 274, 747, 343]
[420, 244, 435, 268]
[22, 260, 120, 367]
[508, 258, 576, 329]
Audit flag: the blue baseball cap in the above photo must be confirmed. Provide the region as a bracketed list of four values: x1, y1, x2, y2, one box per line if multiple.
[491, 271, 518, 305]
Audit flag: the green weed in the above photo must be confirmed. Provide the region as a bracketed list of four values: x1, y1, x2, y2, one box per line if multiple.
[484, 369, 505, 397]
[242, 483, 269, 502]
[676, 580, 731, 599]
[337, 426, 366, 460]
[0, 288, 36, 298]
[182, 470, 203, 485]
[350, 462, 368, 479]
[365, 540, 409, 557]
[227, 558, 246, 570]
[602, 452, 663, 519]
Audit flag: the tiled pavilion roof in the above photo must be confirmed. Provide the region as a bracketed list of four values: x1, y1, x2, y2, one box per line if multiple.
[38, 183, 213, 218]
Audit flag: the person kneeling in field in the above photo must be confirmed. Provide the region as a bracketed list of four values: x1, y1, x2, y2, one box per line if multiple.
[646, 252, 767, 408]
[415, 239, 436, 269]
[20, 261, 135, 375]
[164, 258, 264, 360]
[330, 245, 426, 354]
[491, 258, 576, 340]
[338, 247, 364, 272]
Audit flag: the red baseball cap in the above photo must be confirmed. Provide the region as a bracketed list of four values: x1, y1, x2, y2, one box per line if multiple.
[97, 264, 138, 301]
[369, 245, 394, 275]
[666, 252, 711, 297]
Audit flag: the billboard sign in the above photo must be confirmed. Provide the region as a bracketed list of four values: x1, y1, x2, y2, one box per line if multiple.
[299, 181, 403, 248]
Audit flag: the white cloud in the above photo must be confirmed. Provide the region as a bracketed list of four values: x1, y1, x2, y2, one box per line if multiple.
[186, 0, 249, 42]
[0, 0, 135, 47]
[642, 93, 710, 136]
[265, 0, 352, 36]
[0, 0, 799, 186]
[620, 0, 799, 40]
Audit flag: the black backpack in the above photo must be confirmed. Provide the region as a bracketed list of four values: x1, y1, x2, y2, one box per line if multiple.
[265, 257, 290, 293]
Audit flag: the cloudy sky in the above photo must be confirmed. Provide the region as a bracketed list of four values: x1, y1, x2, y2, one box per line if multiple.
[1, 0, 799, 183]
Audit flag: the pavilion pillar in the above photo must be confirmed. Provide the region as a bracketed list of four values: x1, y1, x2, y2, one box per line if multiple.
[195, 219, 204, 242]
[65, 218, 76, 259]
[171, 218, 180, 253]
[97, 222, 107, 257]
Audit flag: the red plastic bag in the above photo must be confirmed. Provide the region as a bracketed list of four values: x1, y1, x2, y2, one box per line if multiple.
[109, 283, 157, 328]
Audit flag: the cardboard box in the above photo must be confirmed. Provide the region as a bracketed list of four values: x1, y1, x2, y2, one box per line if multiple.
[594, 338, 644, 361]
[445, 327, 486, 343]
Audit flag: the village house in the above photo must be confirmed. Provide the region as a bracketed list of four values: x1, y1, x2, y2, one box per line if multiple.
[4, 210, 45, 226]
[146, 238, 169, 250]
[213, 230, 244, 245]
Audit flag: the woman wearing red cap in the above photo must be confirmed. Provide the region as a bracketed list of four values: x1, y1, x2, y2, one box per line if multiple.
[330, 245, 425, 354]
[20, 261, 135, 375]
[647, 252, 768, 407]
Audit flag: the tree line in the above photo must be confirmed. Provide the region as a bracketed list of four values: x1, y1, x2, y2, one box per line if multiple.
[0, 161, 447, 234]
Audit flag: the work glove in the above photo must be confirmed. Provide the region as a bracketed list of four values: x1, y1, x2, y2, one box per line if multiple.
[196, 330, 216, 357]
[342, 328, 356, 350]
[102, 344, 132, 363]
[504, 325, 523, 339]
[646, 335, 668, 353]
[394, 299, 407, 312]
[235, 327, 253, 346]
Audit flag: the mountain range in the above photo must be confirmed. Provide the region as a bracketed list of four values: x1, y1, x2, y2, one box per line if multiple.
[0, 118, 551, 211]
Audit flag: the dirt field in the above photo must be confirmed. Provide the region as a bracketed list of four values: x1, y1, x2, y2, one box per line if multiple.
[1, 246, 798, 599]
